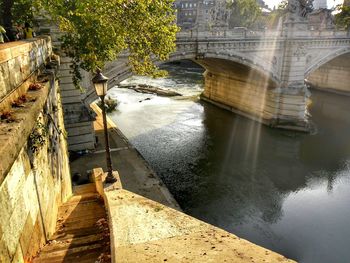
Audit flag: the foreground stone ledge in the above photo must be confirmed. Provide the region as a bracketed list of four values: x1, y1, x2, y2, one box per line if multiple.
[105, 189, 296, 263]
[0, 82, 49, 185]
[89, 166, 296, 263]
[0, 37, 51, 64]
[0, 36, 52, 101]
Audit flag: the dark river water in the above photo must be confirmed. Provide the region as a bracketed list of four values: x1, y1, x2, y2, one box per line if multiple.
[107, 61, 350, 263]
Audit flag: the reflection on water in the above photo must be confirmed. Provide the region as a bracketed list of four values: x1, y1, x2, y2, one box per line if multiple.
[108, 61, 350, 263]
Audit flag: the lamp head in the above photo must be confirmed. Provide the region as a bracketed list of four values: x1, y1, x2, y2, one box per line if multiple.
[92, 69, 109, 97]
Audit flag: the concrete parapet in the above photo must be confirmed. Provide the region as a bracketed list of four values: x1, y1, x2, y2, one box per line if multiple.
[0, 37, 52, 102]
[91, 168, 296, 263]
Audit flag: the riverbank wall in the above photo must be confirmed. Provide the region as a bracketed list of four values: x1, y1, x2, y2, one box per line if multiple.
[0, 38, 72, 262]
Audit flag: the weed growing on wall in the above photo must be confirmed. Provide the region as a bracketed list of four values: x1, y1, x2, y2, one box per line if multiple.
[29, 120, 48, 153]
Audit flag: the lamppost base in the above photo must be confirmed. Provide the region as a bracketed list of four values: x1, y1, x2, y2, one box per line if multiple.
[105, 172, 118, 184]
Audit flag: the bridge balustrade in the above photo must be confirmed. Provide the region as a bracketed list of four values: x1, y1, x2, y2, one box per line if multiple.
[176, 30, 279, 39]
[177, 29, 349, 40]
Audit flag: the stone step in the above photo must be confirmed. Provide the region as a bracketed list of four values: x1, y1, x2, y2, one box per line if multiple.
[73, 183, 97, 195]
[33, 243, 104, 263]
[32, 191, 110, 263]
[57, 201, 105, 224]
[56, 216, 106, 234]
[60, 192, 100, 205]
[50, 226, 102, 241]
[40, 234, 105, 253]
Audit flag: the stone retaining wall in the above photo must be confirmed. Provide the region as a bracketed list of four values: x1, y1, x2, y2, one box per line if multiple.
[0, 37, 52, 102]
[0, 39, 72, 262]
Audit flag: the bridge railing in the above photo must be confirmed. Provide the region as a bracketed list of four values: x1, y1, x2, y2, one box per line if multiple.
[177, 29, 349, 40]
[309, 30, 349, 38]
[176, 29, 282, 40]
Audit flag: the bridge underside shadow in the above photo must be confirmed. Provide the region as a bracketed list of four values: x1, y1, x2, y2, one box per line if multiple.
[195, 58, 279, 127]
[307, 52, 350, 95]
[193, 58, 309, 131]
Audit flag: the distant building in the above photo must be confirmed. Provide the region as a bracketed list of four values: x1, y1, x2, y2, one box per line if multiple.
[174, 0, 215, 30]
[175, 0, 268, 30]
[313, 0, 327, 9]
[175, 0, 199, 30]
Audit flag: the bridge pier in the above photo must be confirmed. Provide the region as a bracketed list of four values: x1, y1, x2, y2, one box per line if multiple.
[201, 74, 310, 131]
[199, 56, 310, 131]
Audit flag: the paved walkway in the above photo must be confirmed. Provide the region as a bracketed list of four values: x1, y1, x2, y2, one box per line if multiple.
[70, 103, 180, 210]
[32, 184, 110, 263]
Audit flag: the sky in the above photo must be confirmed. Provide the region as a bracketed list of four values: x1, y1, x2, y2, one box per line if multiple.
[265, 0, 343, 9]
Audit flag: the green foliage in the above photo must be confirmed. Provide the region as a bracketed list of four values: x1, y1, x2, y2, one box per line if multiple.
[0, 0, 36, 27]
[97, 96, 118, 113]
[35, 0, 179, 87]
[11, 0, 36, 25]
[335, 5, 350, 30]
[227, 0, 262, 28]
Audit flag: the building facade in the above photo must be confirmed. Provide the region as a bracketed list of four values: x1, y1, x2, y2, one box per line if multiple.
[313, 0, 327, 9]
[174, 0, 218, 30]
[175, 0, 268, 30]
[175, 0, 199, 29]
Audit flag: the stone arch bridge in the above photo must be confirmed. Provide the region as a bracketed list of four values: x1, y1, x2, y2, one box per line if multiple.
[46, 14, 350, 150]
[82, 29, 350, 132]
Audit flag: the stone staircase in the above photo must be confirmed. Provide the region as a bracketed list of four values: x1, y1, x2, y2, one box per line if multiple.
[37, 17, 96, 151]
[32, 183, 111, 263]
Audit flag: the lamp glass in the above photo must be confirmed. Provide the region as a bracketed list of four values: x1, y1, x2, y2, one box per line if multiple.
[94, 82, 108, 97]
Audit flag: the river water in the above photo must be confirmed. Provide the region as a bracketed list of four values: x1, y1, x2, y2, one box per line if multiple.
[107, 61, 350, 263]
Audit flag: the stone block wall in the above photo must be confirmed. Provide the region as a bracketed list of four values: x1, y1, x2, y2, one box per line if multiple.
[0, 38, 52, 102]
[203, 70, 274, 121]
[0, 39, 72, 262]
[200, 60, 309, 131]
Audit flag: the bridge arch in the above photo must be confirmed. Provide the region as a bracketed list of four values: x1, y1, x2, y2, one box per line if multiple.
[83, 51, 280, 105]
[199, 52, 280, 85]
[306, 48, 350, 94]
[305, 47, 350, 77]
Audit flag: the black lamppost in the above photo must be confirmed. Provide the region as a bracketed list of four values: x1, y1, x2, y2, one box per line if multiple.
[92, 69, 117, 184]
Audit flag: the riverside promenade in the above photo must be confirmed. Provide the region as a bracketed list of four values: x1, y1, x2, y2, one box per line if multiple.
[70, 103, 181, 210]
[69, 103, 295, 263]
